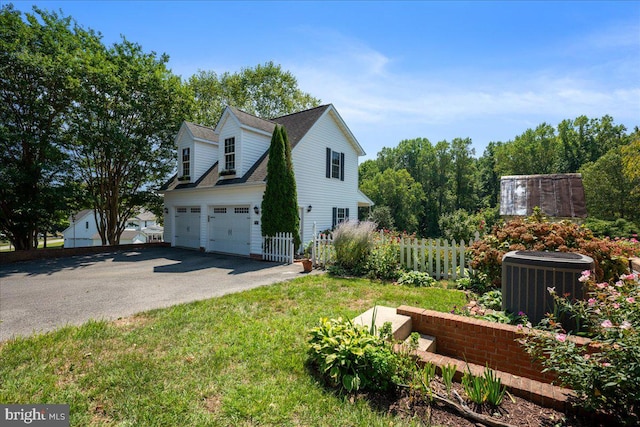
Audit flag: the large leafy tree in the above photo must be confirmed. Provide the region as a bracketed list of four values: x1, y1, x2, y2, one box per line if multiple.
[494, 123, 559, 176]
[581, 147, 640, 223]
[0, 5, 93, 250]
[68, 39, 190, 245]
[261, 125, 300, 249]
[360, 168, 424, 233]
[187, 61, 320, 126]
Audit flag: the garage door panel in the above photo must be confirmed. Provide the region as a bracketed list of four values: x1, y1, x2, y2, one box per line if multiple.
[175, 207, 201, 249]
[208, 206, 250, 255]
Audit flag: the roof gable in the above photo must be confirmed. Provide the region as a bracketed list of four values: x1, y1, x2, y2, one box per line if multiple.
[176, 121, 218, 144]
[163, 104, 363, 191]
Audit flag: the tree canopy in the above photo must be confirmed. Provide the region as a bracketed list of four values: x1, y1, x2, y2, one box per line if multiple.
[359, 115, 637, 238]
[187, 61, 320, 126]
[0, 5, 90, 249]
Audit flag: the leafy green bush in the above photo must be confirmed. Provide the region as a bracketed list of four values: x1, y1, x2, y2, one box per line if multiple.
[367, 205, 395, 231]
[365, 235, 402, 281]
[397, 271, 436, 287]
[584, 217, 639, 239]
[439, 209, 480, 243]
[455, 271, 490, 294]
[468, 209, 634, 286]
[331, 221, 376, 275]
[519, 272, 640, 424]
[307, 317, 401, 392]
[477, 290, 502, 311]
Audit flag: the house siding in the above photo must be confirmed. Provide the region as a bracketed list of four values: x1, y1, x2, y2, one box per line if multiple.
[292, 110, 360, 246]
[241, 129, 270, 177]
[193, 140, 218, 181]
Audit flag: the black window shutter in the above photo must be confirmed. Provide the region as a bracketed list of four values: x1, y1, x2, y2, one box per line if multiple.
[326, 148, 331, 178]
[345, 208, 349, 220]
[340, 152, 345, 181]
[332, 207, 337, 228]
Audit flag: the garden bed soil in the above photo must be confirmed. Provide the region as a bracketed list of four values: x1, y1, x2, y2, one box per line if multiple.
[367, 378, 605, 427]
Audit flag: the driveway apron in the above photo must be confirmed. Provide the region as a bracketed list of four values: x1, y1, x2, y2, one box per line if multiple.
[0, 247, 308, 341]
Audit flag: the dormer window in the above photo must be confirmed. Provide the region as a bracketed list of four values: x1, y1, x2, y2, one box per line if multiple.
[182, 148, 190, 178]
[224, 137, 235, 171]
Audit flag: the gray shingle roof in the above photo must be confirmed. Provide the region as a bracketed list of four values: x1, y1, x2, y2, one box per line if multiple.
[185, 122, 218, 142]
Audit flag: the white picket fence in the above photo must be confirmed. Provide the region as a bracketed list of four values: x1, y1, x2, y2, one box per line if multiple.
[311, 229, 480, 279]
[263, 232, 294, 263]
[398, 232, 480, 279]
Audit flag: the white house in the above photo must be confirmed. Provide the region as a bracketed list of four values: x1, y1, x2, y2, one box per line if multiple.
[159, 104, 373, 257]
[63, 209, 162, 248]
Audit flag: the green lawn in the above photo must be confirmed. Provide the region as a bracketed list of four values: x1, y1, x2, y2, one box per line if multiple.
[0, 275, 466, 426]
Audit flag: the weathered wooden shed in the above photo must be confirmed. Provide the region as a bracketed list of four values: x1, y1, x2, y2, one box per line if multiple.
[499, 173, 587, 219]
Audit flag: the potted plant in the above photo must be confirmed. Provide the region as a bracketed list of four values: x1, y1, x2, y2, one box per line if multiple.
[302, 241, 313, 272]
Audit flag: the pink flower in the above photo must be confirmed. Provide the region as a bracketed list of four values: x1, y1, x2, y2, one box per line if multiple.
[613, 303, 620, 309]
[601, 319, 613, 328]
[620, 321, 632, 330]
[626, 297, 635, 303]
[578, 270, 591, 282]
[517, 324, 523, 331]
[583, 354, 591, 360]
[588, 298, 596, 306]
[615, 280, 624, 287]
[602, 362, 611, 367]
[596, 282, 607, 289]
[555, 333, 567, 342]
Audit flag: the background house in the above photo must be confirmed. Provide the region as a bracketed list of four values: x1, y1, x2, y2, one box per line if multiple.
[160, 104, 373, 257]
[63, 209, 162, 248]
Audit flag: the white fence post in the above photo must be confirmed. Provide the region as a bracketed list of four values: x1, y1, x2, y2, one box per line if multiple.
[262, 232, 294, 264]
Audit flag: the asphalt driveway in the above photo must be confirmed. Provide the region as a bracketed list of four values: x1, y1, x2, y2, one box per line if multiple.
[0, 247, 310, 341]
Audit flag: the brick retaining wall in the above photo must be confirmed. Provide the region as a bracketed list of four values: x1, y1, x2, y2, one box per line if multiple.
[397, 305, 591, 384]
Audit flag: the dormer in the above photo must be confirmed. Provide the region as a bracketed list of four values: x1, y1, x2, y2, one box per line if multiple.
[215, 107, 274, 178]
[174, 121, 218, 183]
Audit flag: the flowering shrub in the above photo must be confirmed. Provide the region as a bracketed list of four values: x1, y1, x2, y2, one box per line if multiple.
[468, 209, 634, 286]
[519, 271, 640, 424]
[366, 232, 402, 280]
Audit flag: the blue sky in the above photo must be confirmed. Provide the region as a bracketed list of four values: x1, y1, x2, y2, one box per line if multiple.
[8, 1, 640, 160]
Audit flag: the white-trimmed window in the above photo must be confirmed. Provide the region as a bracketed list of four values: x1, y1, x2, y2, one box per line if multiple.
[182, 148, 190, 177]
[224, 137, 235, 171]
[332, 207, 350, 227]
[326, 147, 344, 181]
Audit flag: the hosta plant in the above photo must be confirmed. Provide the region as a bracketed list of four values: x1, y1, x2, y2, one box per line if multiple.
[307, 317, 401, 393]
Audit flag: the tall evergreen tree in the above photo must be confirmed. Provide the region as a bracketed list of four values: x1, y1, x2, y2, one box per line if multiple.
[261, 125, 300, 249]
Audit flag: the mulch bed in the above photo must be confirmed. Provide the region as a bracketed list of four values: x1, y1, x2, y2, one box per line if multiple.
[363, 377, 610, 427]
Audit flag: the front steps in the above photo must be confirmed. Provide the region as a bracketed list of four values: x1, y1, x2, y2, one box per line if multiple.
[352, 305, 436, 352]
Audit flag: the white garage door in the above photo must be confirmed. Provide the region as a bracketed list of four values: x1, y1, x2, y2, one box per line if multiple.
[174, 207, 201, 249]
[208, 206, 251, 256]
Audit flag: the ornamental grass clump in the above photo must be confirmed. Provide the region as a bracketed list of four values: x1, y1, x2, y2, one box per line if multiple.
[519, 271, 640, 425]
[331, 220, 376, 275]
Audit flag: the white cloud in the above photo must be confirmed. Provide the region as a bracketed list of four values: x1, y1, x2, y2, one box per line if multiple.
[286, 29, 639, 158]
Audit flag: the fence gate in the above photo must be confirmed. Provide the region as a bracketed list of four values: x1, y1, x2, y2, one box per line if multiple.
[262, 232, 294, 263]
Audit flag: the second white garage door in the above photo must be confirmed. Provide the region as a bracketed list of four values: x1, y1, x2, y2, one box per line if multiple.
[208, 206, 251, 256]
